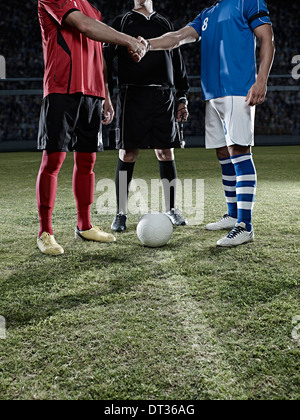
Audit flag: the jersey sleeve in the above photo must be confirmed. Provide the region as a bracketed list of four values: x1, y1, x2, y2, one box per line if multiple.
[172, 48, 189, 99]
[39, 0, 80, 25]
[243, 0, 272, 31]
[187, 12, 203, 39]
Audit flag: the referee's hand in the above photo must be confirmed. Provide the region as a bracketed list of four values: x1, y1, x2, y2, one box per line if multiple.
[127, 37, 147, 62]
[176, 104, 189, 122]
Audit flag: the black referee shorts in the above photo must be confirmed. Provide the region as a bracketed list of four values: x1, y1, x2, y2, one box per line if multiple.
[115, 85, 180, 150]
[37, 93, 104, 153]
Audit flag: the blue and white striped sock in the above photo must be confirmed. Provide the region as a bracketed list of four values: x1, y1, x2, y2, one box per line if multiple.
[231, 153, 257, 232]
[219, 157, 237, 219]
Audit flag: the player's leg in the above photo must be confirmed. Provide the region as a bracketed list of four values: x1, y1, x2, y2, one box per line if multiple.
[111, 148, 139, 232]
[205, 99, 237, 231]
[73, 151, 96, 232]
[210, 146, 238, 226]
[73, 95, 115, 242]
[216, 97, 256, 247]
[36, 150, 66, 255]
[36, 93, 80, 255]
[155, 148, 187, 226]
[229, 144, 256, 231]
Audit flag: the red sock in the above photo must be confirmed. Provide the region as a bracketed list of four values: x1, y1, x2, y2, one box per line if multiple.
[73, 152, 96, 231]
[36, 151, 66, 237]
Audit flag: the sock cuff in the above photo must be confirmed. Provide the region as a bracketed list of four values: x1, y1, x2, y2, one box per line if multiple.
[118, 158, 136, 168]
[218, 157, 232, 165]
[158, 160, 175, 166]
[159, 160, 177, 182]
[230, 153, 252, 164]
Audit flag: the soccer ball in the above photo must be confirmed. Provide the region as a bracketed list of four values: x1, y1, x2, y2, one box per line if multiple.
[137, 212, 173, 248]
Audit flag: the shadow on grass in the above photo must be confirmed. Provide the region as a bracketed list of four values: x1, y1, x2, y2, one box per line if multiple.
[0, 248, 150, 327]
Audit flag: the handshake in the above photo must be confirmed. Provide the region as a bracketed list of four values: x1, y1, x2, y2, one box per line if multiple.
[127, 36, 150, 62]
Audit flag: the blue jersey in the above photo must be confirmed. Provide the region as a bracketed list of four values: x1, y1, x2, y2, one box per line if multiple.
[188, 0, 272, 101]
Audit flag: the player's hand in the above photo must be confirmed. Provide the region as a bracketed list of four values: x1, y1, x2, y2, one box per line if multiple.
[176, 104, 189, 122]
[137, 36, 149, 50]
[127, 36, 147, 62]
[246, 80, 267, 106]
[102, 97, 114, 125]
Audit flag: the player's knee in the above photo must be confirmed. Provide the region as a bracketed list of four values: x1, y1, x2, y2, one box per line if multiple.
[119, 149, 139, 163]
[42, 151, 66, 175]
[229, 145, 251, 157]
[216, 147, 230, 160]
[74, 152, 96, 173]
[155, 149, 174, 161]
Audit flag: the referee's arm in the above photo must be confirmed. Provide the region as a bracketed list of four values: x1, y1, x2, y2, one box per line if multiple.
[172, 48, 190, 122]
[172, 48, 189, 98]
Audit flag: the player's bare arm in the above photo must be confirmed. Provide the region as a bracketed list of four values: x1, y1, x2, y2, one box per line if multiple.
[147, 26, 199, 51]
[64, 11, 147, 61]
[246, 24, 275, 106]
[102, 58, 114, 125]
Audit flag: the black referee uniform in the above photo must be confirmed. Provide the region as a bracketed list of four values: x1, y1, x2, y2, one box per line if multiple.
[104, 10, 189, 149]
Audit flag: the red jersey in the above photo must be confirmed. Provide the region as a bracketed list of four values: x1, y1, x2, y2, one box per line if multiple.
[38, 0, 105, 99]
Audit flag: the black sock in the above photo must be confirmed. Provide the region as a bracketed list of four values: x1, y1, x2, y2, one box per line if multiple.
[115, 158, 135, 214]
[159, 160, 177, 211]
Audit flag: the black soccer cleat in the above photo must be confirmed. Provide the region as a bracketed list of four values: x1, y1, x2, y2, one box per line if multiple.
[165, 208, 188, 226]
[111, 212, 127, 232]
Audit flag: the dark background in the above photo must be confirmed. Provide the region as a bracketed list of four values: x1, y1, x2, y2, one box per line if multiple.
[0, 0, 299, 149]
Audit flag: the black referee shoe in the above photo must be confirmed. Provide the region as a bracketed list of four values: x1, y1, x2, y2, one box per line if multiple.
[165, 208, 188, 226]
[111, 212, 127, 232]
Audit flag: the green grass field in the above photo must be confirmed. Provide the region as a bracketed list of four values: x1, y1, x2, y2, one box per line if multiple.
[0, 146, 299, 400]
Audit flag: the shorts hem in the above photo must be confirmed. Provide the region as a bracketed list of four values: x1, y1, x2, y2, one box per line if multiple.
[37, 145, 103, 153]
[205, 142, 255, 149]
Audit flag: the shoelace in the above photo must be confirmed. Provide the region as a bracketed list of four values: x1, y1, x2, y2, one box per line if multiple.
[92, 226, 110, 233]
[220, 214, 230, 221]
[227, 225, 246, 239]
[169, 208, 182, 216]
[116, 213, 126, 219]
[168, 209, 186, 223]
[42, 233, 56, 246]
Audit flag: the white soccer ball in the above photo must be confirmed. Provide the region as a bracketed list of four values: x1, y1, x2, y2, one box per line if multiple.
[137, 213, 173, 248]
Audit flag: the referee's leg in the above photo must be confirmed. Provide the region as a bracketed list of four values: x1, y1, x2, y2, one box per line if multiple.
[111, 149, 139, 232]
[155, 148, 175, 212]
[155, 148, 187, 226]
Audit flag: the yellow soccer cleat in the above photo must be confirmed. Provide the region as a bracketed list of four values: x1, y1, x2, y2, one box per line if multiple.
[75, 226, 116, 243]
[37, 232, 64, 256]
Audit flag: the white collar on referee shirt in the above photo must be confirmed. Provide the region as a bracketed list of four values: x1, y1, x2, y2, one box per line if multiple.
[132, 10, 157, 20]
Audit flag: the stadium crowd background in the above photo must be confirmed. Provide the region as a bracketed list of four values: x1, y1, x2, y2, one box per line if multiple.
[0, 0, 299, 146]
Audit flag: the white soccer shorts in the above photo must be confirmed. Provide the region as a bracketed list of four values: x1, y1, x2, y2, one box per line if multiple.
[205, 96, 256, 149]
